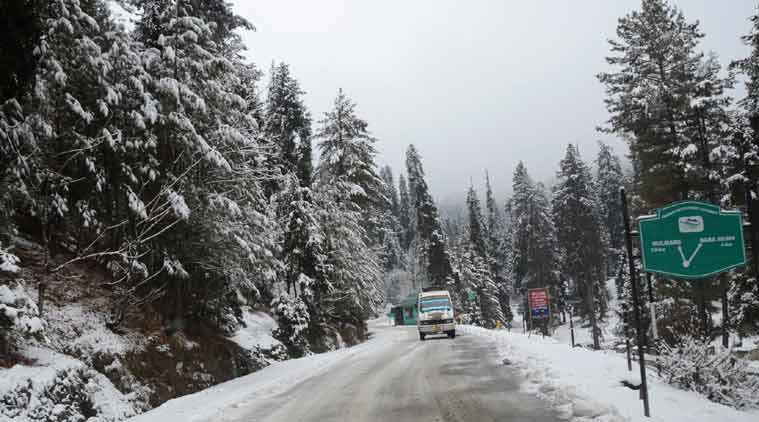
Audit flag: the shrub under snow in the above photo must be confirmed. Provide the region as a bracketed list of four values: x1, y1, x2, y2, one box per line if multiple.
[657, 337, 759, 410]
[1, 281, 46, 351]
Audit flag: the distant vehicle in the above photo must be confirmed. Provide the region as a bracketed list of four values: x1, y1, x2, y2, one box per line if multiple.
[417, 290, 455, 340]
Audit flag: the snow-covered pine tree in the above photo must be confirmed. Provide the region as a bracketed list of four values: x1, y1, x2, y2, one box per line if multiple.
[398, 173, 412, 250]
[510, 162, 533, 293]
[316, 89, 385, 245]
[719, 10, 759, 337]
[484, 171, 513, 322]
[378, 166, 404, 272]
[465, 185, 504, 328]
[112, 0, 276, 329]
[595, 142, 625, 275]
[552, 144, 607, 348]
[313, 90, 385, 336]
[598, 0, 722, 207]
[406, 145, 458, 291]
[263, 62, 312, 192]
[599, 0, 734, 346]
[380, 166, 400, 219]
[510, 162, 561, 332]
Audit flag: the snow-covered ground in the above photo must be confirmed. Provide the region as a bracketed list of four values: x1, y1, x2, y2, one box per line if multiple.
[0, 347, 137, 422]
[230, 309, 281, 351]
[463, 325, 759, 422]
[128, 319, 404, 422]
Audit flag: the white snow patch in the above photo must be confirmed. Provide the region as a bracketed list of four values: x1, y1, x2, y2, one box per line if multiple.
[463, 326, 759, 422]
[0, 347, 137, 422]
[230, 308, 282, 350]
[45, 304, 143, 360]
[106, 0, 139, 32]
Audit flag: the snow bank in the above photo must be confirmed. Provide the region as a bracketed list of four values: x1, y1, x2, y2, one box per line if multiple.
[230, 309, 281, 351]
[463, 326, 759, 422]
[128, 319, 402, 422]
[0, 347, 137, 422]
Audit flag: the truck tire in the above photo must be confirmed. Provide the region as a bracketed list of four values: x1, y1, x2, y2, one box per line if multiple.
[419, 332, 425, 341]
[447, 330, 456, 339]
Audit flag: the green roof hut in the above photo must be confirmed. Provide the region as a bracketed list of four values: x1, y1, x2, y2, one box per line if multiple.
[390, 292, 418, 326]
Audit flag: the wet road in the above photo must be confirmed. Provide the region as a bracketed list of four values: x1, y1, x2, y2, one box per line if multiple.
[239, 324, 561, 422]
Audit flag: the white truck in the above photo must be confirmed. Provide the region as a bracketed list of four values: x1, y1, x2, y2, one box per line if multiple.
[417, 290, 456, 340]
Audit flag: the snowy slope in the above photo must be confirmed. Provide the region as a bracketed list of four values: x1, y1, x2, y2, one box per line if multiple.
[463, 325, 759, 422]
[0, 347, 137, 422]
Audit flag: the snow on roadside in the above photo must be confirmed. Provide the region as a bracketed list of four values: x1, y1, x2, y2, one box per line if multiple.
[230, 308, 281, 351]
[0, 347, 137, 422]
[128, 319, 402, 422]
[463, 325, 759, 422]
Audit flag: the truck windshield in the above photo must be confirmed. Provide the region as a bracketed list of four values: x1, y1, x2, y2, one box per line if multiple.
[419, 296, 451, 312]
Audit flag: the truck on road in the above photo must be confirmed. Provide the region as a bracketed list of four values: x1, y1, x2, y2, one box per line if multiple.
[417, 290, 455, 340]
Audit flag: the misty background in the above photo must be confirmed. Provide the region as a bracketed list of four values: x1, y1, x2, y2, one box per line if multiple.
[232, 0, 756, 207]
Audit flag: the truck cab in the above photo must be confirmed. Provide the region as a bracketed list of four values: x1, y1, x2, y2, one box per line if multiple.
[417, 290, 456, 340]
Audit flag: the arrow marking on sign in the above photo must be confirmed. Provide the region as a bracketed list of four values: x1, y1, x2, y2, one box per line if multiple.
[677, 243, 703, 268]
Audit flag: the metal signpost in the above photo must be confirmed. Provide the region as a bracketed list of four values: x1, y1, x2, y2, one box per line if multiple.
[565, 298, 581, 348]
[621, 194, 749, 419]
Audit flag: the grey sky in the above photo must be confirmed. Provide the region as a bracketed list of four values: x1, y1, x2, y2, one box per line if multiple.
[231, 0, 755, 205]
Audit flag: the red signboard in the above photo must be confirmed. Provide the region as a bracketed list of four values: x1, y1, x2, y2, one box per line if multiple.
[528, 288, 550, 319]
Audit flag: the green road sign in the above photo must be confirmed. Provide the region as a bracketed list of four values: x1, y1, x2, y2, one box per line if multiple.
[638, 201, 746, 279]
[468, 291, 477, 301]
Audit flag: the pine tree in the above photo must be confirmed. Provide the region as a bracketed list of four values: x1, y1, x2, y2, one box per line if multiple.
[599, 0, 733, 346]
[595, 142, 625, 274]
[484, 171, 513, 322]
[316, 89, 384, 243]
[466, 186, 488, 257]
[377, 166, 404, 273]
[510, 162, 533, 292]
[597, 0, 728, 207]
[314, 90, 385, 336]
[406, 145, 458, 290]
[464, 185, 504, 327]
[398, 174, 412, 250]
[552, 144, 607, 348]
[264, 62, 312, 191]
[510, 162, 561, 331]
[723, 11, 759, 336]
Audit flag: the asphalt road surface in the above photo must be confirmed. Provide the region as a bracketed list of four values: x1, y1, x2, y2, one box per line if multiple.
[238, 323, 561, 422]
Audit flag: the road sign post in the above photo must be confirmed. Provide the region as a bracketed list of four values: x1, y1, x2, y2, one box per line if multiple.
[621, 188, 650, 417]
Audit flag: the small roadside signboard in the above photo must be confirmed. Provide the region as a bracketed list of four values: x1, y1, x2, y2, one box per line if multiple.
[638, 201, 746, 279]
[528, 288, 550, 319]
[467, 290, 477, 301]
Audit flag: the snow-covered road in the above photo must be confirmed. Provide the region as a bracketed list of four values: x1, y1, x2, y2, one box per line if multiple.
[130, 322, 561, 422]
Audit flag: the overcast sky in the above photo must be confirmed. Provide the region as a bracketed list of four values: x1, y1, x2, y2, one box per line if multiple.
[231, 0, 756, 205]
